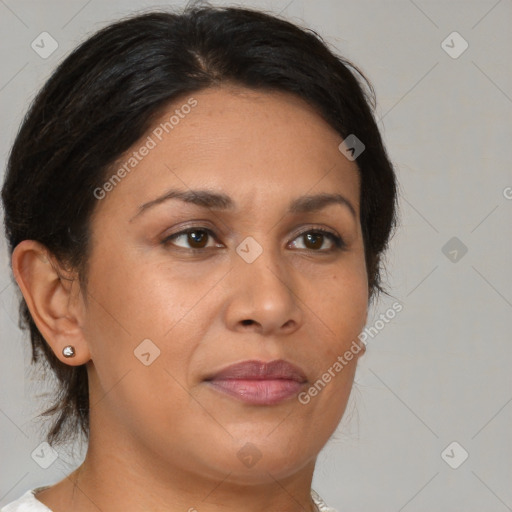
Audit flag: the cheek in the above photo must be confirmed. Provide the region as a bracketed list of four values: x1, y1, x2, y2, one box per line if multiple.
[82, 256, 195, 431]
[82, 248, 208, 393]
[302, 258, 367, 398]
[318, 260, 368, 336]
[85, 247, 177, 335]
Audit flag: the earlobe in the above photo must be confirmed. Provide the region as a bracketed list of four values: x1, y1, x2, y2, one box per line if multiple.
[11, 240, 91, 366]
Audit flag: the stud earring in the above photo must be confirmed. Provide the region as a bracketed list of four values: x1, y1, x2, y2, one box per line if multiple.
[62, 345, 76, 358]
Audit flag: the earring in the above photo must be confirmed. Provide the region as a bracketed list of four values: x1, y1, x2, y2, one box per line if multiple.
[62, 345, 76, 358]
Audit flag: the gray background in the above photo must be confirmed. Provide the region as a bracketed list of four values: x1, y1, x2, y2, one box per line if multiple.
[1, 0, 511, 510]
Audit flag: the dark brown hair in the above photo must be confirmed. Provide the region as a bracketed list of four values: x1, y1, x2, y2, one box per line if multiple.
[1, 5, 398, 447]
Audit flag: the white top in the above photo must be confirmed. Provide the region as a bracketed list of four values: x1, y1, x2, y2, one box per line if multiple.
[1, 487, 338, 512]
[1, 488, 52, 512]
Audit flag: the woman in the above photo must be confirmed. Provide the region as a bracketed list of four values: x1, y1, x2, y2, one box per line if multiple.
[1, 5, 398, 512]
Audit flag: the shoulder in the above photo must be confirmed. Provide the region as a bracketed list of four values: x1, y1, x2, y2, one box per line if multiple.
[1, 487, 53, 512]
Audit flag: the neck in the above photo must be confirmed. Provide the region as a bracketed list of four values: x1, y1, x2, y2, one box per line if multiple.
[38, 430, 318, 512]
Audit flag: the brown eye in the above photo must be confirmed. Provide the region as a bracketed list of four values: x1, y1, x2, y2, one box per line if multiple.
[289, 229, 345, 252]
[186, 230, 209, 248]
[163, 228, 220, 250]
[162, 227, 345, 253]
[303, 232, 324, 250]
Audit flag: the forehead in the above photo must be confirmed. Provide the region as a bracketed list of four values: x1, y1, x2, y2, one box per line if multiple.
[94, 86, 360, 219]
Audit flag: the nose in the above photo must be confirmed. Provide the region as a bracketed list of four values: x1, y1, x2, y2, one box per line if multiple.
[222, 239, 303, 336]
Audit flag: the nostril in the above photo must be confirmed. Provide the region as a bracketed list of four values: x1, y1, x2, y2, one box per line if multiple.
[241, 319, 255, 326]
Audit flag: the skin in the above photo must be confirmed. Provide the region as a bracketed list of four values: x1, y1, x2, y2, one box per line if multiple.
[12, 85, 368, 512]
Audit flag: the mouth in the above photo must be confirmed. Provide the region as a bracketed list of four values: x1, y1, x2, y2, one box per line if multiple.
[204, 359, 307, 405]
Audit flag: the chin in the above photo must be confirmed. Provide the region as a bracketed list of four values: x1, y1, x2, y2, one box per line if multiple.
[200, 433, 319, 483]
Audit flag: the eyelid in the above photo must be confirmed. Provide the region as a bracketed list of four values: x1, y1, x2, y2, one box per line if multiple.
[290, 224, 339, 239]
[160, 220, 222, 241]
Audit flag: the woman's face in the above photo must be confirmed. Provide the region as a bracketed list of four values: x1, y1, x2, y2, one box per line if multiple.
[81, 86, 368, 482]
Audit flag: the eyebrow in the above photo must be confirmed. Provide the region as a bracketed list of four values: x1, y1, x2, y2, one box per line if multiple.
[130, 188, 357, 222]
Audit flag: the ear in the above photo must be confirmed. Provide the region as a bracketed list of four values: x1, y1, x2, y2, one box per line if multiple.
[11, 240, 91, 366]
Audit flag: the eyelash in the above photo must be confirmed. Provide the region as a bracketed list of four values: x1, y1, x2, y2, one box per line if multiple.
[161, 226, 346, 253]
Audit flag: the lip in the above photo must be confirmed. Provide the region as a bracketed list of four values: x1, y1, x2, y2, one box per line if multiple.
[205, 359, 307, 405]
